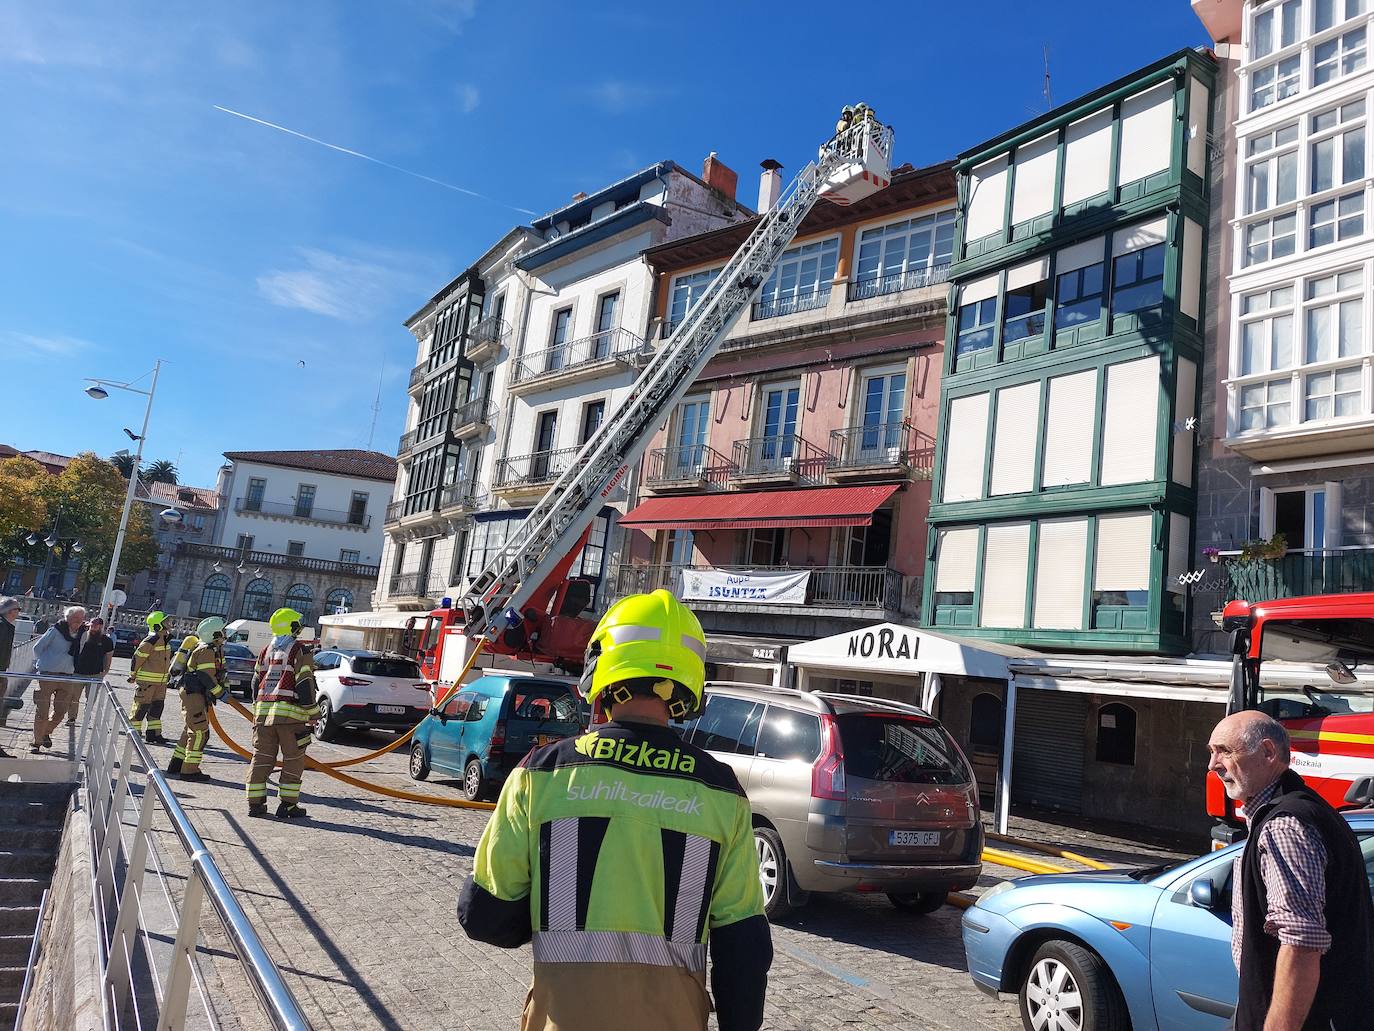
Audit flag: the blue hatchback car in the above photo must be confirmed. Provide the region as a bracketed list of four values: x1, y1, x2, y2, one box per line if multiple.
[409, 673, 585, 802]
[963, 812, 1374, 1031]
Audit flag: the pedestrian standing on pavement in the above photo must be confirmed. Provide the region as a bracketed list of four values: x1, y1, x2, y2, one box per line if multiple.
[129, 611, 173, 743]
[1208, 710, 1374, 1030]
[0, 597, 20, 758]
[245, 607, 318, 819]
[30, 605, 86, 754]
[458, 590, 772, 1031]
[167, 617, 228, 782]
[71, 615, 115, 727]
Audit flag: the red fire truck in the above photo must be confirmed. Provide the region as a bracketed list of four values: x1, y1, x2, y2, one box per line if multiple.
[1209, 592, 1374, 841]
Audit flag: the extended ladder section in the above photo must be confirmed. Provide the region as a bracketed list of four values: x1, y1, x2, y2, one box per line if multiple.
[461, 122, 895, 639]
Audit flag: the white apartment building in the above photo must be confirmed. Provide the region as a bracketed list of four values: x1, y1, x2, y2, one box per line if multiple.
[377, 157, 751, 611]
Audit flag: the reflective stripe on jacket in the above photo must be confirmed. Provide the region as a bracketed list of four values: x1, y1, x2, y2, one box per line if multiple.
[252, 635, 318, 725]
[131, 634, 172, 683]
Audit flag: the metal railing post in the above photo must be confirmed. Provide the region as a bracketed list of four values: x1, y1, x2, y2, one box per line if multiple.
[103, 775, 157, 1009]
[156, 860, 207, 1031]
[95, 733, 137, 910]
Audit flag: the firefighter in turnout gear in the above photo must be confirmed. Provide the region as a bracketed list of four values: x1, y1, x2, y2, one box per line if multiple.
[245, 607, 318, 819]
[167, 618, 228, 781]
[458, 590, 772, 1031]
[129, 611, 173, 743]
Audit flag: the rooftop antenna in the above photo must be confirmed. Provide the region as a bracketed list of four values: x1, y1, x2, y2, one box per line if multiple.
[365, 361, 385, 450]
[1043, 44, 1053, 110]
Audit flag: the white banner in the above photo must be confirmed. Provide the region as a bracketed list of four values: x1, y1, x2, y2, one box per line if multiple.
[679, 568, 810, 606]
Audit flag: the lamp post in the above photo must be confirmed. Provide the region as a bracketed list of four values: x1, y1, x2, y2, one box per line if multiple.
[22, 505, 82, 597]
[85, 360, 162, 621]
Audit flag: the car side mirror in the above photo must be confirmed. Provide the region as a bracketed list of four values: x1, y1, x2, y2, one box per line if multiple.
[435, 709, 447, 725]
[1190, 877, 1220, 910]
[1345, 776, 1374, 808]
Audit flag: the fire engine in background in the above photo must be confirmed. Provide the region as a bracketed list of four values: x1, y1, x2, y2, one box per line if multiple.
[1210, 591, 1374, 844]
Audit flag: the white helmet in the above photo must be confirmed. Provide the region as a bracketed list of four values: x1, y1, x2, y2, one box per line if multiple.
[196, 616, 227, 642]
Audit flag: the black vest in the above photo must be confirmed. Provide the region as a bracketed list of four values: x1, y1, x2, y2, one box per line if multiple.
[1235, 769, 1374, 1031]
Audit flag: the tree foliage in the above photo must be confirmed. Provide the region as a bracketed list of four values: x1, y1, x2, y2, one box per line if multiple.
[144, 459, 178, 484]
[0, 457, 51, 556]
[108, 451, 137, 477]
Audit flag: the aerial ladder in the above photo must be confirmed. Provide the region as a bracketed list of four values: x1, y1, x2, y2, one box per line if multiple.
[460, 120, 896, 665]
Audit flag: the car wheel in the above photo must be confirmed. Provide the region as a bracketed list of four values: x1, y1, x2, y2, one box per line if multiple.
[1018, 940, 1128, 1031]
[314, 697, 340, 742]
[462, 758, 486, 802]
[887, 891, 946, 914]
[753, 826, 793, 920]
[409, 741, 431, 781]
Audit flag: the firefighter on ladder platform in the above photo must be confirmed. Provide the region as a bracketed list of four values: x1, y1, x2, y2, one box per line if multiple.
[128, 611, 173, 743]
[167, 616, 228, 781]
[245, 607, 318, 820]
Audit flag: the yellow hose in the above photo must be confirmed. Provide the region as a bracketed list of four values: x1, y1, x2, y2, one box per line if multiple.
[980, 846, 1070, 876]
[986, 831, 1112, 871]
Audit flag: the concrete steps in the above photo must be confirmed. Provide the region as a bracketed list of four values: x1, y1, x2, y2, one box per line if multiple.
[0, 782, 74, 1020]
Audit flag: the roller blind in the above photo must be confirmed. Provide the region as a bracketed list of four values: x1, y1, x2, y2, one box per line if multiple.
[966, 156, 1009, 242]
[1173, 357, 1197, 486]
[961, 272, 1000, 306]
[1112, 217, 1169, 257]
[935, 527, 979, 593]
[942, 393, 991, 502]
[1011, 132, 1059, 225]
[1033, 519, 1088, 630]
[1119, 82, 1174, 187]
[1056, 236, 1106, 275]
[1168, 514, 1191, 596]
[1180, 217, 1203, 320]
[990, 381, 1041, 496]
[1187, 77, 1209, 178]
[981, 523, 1031, 628]
[1062, 109, 1113, 205]
[1006, 256, 1050, 291]
[1093, 513, 1153, 591]
[1041, 370, 1097, 487]
[1101, 356, 1161, 486]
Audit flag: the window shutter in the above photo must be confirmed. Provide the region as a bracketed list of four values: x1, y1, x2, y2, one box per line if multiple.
[935, 528, 979, 593]
[941, 393, 991, 502]
[1180, 218, 1203, 320]
[966, 156, 1009, 242]
[991, 381, 1042, 495]
[1033, 519, 1088, 629]
[1062, 109, 1113, 205]
[1188, 77, 1210, 177]
[961, 272, 1000, 306]
[1042, 370, 1097, 487]
[1168, 514, 1191, 596]
[1011, 132, 1059, 225]
[1101, 356, 1161, 486]
[1112, 217, 1169, 257]
[1118, 82, 1174, 187]
[1093, 513, 1153, 591]
[981, 523, 1031, 628]
[1173, 357, 1198, 486]
[1056, 236, 1107, 275]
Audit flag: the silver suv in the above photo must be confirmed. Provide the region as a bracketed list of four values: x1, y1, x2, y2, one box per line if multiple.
[675, 683, 983, 918]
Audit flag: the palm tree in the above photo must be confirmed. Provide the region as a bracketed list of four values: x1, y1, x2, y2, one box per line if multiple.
[108, 452, 137, 478]
[144, 460, 178, 485]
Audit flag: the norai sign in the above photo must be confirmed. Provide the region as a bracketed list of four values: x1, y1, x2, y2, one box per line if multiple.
[846, 626, 920, 662]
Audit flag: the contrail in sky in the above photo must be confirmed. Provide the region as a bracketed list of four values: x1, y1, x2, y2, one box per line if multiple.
[213, 104, 537, 216]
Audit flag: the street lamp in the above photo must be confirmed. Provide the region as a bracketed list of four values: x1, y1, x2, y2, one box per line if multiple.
[21, 505, 83, 597]
[85, 359, 162, 620]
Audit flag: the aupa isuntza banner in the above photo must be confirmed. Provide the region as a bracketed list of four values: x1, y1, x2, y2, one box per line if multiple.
[678, 568, 810, 606]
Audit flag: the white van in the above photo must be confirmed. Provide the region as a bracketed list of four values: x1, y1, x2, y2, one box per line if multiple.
[225, 619, 315, 655]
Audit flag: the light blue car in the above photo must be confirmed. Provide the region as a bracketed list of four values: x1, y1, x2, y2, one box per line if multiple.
[962, 812, 1374, 1031]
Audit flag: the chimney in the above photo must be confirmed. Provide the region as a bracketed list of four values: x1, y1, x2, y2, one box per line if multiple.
[702, 152, 738, 202]
[758, 159, 783, 212]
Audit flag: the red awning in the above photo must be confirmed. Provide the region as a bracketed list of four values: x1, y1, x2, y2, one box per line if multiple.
[619, 484, 901, 532]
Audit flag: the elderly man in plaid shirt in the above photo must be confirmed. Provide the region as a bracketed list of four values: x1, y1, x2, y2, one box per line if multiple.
[1208, 711, 1374, 1031]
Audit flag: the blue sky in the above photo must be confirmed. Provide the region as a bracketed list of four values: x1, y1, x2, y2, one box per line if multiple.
[0, 1, 1209, 488]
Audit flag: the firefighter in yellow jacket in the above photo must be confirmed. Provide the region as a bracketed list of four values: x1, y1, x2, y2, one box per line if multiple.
[166, 617, 227, 781]
[245, 607, 318, 819]
[129, 611, 173, 743]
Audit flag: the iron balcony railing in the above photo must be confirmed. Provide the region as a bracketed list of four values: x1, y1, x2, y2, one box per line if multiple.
[408, 363, 425, 389]
[732, 435, 825, 479]
[441, 484, 487, 511]
[384, 500, 404, 524]
[389, 571, 429, 597]
[646, 444, 733, 486]
[847, 263, 951, 302]
[828, 421, 915, 470]
[1223, 548, 1374, 602]
[398, 427, 419, 454]
[512, 327, 647, 384]
[452, 397, 495, 434]
[751, 286, 831, 321]
[610, 562, 921, 614]
[466, 312, 509, 353]
[494, 445, 582, 490]
[177, 541, 378, 578]
[234, 497, 371, 530]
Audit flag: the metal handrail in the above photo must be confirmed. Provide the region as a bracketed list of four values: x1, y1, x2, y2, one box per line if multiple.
[646, 444, 733, 484]
[466, 312, 509, 350]
[827, 421, 913, 469]
[452, 396, 494, 432]
[751, 287, 831, 321]
[440, 484, 486, 511]
[493, 445, 583, 489]
[731, 435, 825, 478]
[77, 677, 313, 1030]
[512, 327, 647, 384]
[847, 263, 951, 301]
[176, 542, 378, 579]
[233, 497, 371, 531]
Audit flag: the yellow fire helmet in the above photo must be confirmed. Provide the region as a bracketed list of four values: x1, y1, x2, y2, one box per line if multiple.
[196, 616, 226, 642]
[269, 607, 303, 636]
[585, 590, 707, 719]
[146, 610, 168, 631]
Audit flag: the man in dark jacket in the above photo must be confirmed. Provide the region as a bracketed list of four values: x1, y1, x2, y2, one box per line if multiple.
[1208, 710, 1374, 1030]
[0, 596, 19, 758]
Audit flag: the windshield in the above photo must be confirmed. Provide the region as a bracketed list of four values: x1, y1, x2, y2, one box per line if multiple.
[353, 657, 423, 678]
[836, 714, 970, 786]
[511, 687, 579, 722]
[1261, 617, 1374, 666]
[223, 644, 252, 658]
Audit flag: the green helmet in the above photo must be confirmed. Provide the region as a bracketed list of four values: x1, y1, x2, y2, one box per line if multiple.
[146, 610, 167, 631]
[269, 607, 303, 636]
[196, 616, 226, 642]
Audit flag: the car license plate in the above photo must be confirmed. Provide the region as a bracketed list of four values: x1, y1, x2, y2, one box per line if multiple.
[376, 705, 406, 715]
[537, 734, 557, 747]
[889, 830, 940, 847]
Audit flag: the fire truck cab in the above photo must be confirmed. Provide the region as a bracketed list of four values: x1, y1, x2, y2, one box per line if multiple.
[1211, 592, 1374, 841]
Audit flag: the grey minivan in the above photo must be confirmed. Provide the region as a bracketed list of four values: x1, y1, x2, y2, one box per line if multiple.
[676, 683, 983, 918]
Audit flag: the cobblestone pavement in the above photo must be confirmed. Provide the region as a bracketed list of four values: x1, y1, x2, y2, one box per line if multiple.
[2, 663, 1187, 1031]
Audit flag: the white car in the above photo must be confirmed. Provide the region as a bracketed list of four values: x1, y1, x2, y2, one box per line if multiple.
[310, 649, 432, 741]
